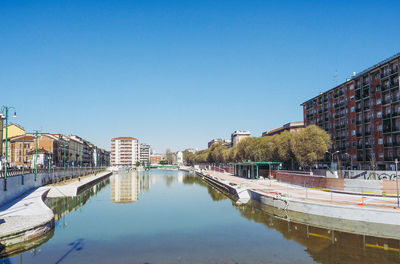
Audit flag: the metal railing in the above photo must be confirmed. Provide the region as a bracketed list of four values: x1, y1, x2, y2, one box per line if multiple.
[0, 166, 107, 178]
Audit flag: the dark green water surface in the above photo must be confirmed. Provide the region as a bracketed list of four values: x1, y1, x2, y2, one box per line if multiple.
[2, 170, 400, 264]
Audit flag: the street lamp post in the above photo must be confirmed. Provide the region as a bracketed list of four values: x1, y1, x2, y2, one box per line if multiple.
[344, 153, 353, 170]
[326, 151, 340, 168]
[63, 141, 66, 171]
[34, 130, 38, 181]
[1, 106, 17, 191]
[22, 136, 25, 185]
[326, 150, 340, 177]
[49, 147, 52, 175]
[396, 159, 399, 207]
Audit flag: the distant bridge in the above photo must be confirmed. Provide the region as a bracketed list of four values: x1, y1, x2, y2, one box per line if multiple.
[144, 164, 180, 170]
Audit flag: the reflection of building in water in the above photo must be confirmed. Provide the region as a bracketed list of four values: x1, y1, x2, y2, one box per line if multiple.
[111, 173, 138, 203]
[138, 173, 150, 193]
[234, 201, 400, 263]
[177, 171, 184, 183]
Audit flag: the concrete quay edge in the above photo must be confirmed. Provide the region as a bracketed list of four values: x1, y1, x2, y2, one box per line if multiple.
[195, 170, 400, 228]
[0, 170, 113, 252]
[47, 171, 113, 198]
[0, 187, 55, 250]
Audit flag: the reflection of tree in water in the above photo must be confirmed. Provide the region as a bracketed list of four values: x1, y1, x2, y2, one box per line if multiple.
[234, 202, 400, 264]
[182, 173, 207, 187]
[182, 173, 227, 201]
[163, 174, 175, 187]
[0, 229, 55, 259]
[46, 179, 110, 220]
[206, 186, 227, 201]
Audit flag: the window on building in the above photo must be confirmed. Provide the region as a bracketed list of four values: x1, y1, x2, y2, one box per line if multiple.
[376, 86, 381, 91]
[352, 130, 356, 136]
[378, 125, 382, 131]
[377, 112, 382, 118]
[350, 96, 354, 101]
[376, 98, 381, 104]
[378, 138, 383, 145]
[351, 107, 355, 112]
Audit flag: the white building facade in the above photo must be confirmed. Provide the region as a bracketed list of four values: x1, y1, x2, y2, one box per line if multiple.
[111, 137, 139, 166]
[139, 143, 151, 165]
[231, 130, 251, 147]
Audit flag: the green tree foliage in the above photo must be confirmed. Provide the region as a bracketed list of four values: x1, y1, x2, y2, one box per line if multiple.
[184, 125, 331, 169]
[183, 151, 195, 165]
[291, 125, 331, 169]
[165, 148, 174, 164]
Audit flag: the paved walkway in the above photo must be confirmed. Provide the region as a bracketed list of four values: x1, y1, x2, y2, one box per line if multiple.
[0, 187, 54, 245]
[0, 170, 112, 248]
[47, 171, 112, 197]
[205, 170, 400, 211]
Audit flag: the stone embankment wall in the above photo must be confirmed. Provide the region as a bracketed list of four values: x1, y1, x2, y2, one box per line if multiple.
[0, 168, 105, 206]
[276, 171, 400, 195]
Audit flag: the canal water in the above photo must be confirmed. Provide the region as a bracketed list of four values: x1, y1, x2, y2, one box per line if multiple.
[2, 170, 400, 264]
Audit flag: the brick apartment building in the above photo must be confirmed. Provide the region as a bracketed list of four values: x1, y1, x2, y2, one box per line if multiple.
[302, 53, 400, 170]
[150, 154, 163, 164]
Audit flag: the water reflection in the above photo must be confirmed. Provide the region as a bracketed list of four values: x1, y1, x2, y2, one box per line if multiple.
[0, 229, 54, 259]
[182, 173, 228, 201]
[46, 179, 110, 221]
[235, 201, 400, 264]
[111, 172, 151, 203]
[3, 170, 400, 264]
[111, 173, 138, 203]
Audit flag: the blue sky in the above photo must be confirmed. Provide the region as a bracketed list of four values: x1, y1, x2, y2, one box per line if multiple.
[1, 0, 399, 152]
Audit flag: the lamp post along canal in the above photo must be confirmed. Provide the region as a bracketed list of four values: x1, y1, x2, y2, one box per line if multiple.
[34, 130, 38, 181]
[49, 147, 52, 175]
[1, 106, 17, 191]
[63, 141, 66, 171]
[396, 158, 399, 207]
[22, 136, 24, 185]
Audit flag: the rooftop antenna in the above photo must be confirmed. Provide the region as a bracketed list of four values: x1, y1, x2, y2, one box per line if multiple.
[333, 69, 339, 85]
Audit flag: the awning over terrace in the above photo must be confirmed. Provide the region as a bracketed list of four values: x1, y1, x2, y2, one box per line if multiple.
[234, 161, 282, 179]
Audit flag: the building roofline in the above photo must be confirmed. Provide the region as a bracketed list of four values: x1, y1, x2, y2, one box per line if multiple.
[111, 137, 138, 141]
[301, 52, 400, 106]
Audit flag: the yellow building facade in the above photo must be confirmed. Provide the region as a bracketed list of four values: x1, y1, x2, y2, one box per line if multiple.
[1, 124, 26, 157]
[3, 124, 26, 140]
